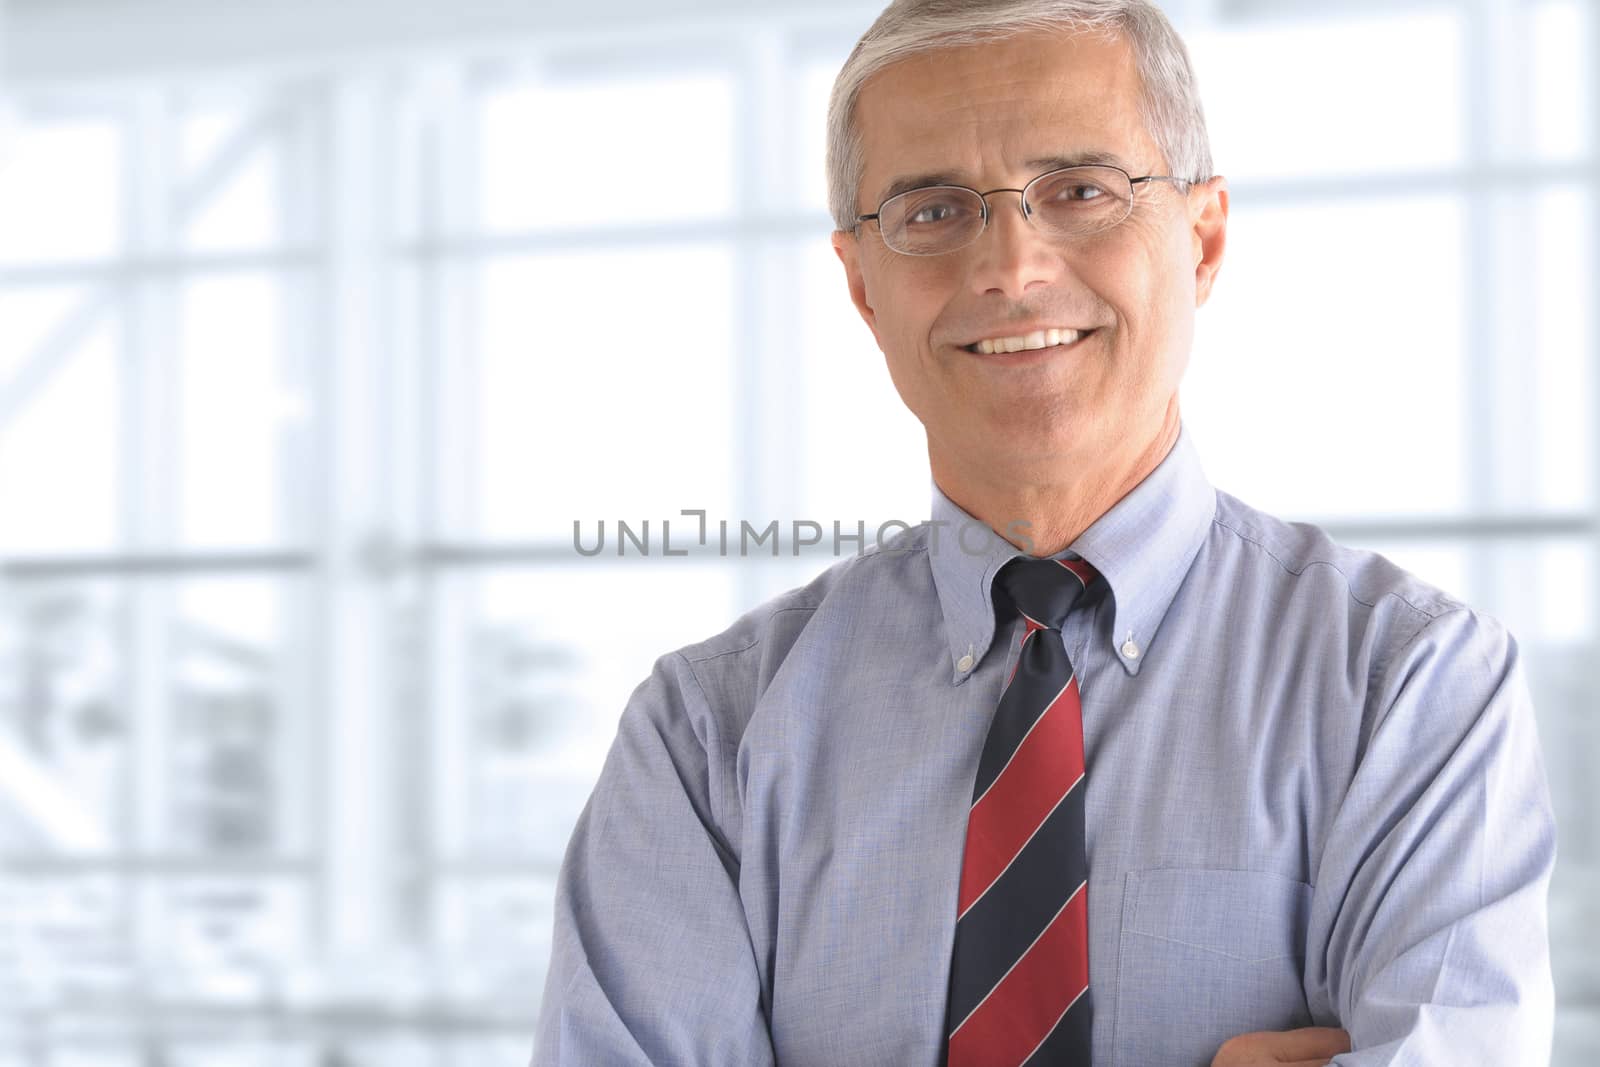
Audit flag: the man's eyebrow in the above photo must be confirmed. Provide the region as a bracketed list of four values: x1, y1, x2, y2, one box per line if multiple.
[872, 151, 1135, 209]
[1024, 150, 1133, 172]
[873, 171, 966, 209]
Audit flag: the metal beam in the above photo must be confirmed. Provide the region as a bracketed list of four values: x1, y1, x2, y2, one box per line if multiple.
[0, 512, 1589, 581]
[172, 103, 287, 227]
[0, 291, 113, 430]
[0, 248, 324, 286]
[0, 550, 313, 579]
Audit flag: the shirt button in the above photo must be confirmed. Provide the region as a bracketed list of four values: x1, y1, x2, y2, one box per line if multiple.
[1121, 638, 1141, 660]
[956, 654, 975, 673]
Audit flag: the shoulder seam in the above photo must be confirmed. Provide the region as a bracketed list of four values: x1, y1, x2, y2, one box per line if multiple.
[683, 604, 820, 665]
[680, 540, 928, 666]
[1208, 512, 1446, 623]
[663, 650, 744, 853]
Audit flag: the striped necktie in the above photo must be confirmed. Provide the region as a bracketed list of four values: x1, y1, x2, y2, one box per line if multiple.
[945, 555, 1100, 1067]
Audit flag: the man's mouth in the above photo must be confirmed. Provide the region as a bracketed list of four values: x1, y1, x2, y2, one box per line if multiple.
[962, 328, 1094, 355]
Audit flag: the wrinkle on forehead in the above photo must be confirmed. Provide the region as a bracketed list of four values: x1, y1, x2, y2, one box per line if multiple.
[853, 30, 1156, 210]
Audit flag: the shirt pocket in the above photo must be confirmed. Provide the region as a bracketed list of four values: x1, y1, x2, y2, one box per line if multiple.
[1111, 867, 1313, 1067]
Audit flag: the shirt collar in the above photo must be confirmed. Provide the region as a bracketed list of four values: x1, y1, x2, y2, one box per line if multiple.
[927, 425, 1216, 683]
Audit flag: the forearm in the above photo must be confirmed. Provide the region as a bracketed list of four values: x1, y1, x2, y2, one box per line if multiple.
[531, 652, 776, 1067]
[1309, 610, 1556, 1064]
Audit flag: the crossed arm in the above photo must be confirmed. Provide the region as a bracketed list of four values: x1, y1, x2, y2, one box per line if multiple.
[533, 609, 1557, 1065]
[1212, 609, 1556, 1066]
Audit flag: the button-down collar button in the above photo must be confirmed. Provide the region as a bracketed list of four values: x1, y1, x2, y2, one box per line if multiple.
[956, 653, 975, 673]
[1121, 637, 1141, 660]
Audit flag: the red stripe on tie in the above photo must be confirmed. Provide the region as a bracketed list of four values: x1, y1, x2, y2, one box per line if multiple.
[1056, 557, 1096, 585]
[1005, 618, 1045, 689]
[956, 677, 1085, 917]
[948, 884, 1089, 1067]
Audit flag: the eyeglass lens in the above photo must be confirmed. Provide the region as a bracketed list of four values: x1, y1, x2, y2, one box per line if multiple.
[876, 165, 1135, 255]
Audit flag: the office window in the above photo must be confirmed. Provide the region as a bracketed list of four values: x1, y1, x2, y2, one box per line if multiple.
[1188, 194, 1470, 519]
[1, 1, 1596, 1063]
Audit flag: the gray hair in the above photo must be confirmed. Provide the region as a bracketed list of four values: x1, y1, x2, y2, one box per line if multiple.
[825, 0, 1213, 232]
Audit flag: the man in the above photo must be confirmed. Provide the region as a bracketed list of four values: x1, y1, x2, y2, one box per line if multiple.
[532, 1, 1556, 1064]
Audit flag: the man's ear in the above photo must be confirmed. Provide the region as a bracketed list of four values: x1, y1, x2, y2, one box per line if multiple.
[1189, 175, 1229, 308]
[832, 228, 882, 346]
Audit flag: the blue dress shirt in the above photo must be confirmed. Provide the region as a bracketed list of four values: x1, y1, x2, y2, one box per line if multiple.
[532, 429, 1556, 1066]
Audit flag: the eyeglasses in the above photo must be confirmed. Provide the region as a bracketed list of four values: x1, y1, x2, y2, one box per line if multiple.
[854, 163, 1193, 256]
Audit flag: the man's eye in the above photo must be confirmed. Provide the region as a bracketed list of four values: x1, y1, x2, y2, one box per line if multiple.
[1056, 184, 1105, 202]
[908, 202, 960, 225]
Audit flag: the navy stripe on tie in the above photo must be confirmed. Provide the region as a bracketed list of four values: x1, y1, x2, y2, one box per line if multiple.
[1021, 986, 1093, 1066]
[970, 630, 1074, 802]
[945, 772, 1089, 1029]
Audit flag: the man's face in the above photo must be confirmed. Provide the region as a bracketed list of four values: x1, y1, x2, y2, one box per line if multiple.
[832, 29, 1227, 491]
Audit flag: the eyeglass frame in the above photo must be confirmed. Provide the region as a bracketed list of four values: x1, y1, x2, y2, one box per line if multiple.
[852, 163, 1195, 256]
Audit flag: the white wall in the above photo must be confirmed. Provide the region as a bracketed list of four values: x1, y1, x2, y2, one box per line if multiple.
[1, 0, 1247, 84]
[3, 0, 873, 83]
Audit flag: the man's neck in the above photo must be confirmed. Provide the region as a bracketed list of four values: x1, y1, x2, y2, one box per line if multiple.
[933, 410, 1182, 557]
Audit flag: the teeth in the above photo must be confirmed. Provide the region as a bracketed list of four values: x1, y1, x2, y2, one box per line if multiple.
[974, 329, 1083, 355]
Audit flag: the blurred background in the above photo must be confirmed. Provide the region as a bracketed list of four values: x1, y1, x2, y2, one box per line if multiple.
[0, 0, 1593, 1063]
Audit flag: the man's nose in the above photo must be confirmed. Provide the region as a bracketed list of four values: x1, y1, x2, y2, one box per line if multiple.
[966, 192, 1062, 301]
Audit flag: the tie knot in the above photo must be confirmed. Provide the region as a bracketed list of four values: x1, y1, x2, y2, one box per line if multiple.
[995, 556, 1101, 630]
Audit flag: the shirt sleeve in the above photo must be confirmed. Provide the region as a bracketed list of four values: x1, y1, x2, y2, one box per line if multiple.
[1307, 606, 1557, 1064]
[530, 650, 776, 1067]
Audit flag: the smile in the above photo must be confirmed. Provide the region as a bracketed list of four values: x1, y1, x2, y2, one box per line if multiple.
[963, 328, 1093, 355]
